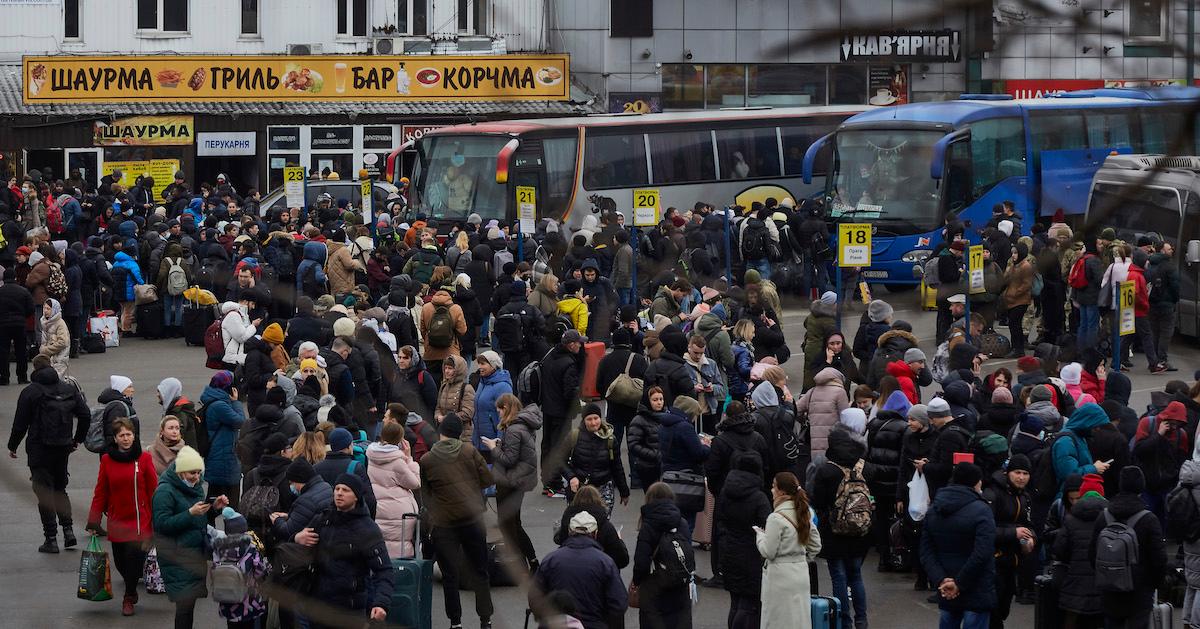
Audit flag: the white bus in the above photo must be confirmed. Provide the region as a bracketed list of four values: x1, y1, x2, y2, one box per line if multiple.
[385, 106, 867, 232]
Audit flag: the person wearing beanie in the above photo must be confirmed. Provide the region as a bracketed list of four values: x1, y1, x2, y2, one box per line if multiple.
[313, 427, 377, 517]
[240, 429, 293, 538]
[419, 277, 468, 379]
[1043, 465, 1107, 625]
[239, 328, 278, 417]
[539, 327, 587, 491]
[152, 445, 227, 624]
[853, 299, 894, 375]
[978, 386, 1021, 437]
[96, 374, 141, 452]
[435, 354, 478, 446]
[419, 409, 495, 629]
[981, 451, 1035, 629]
[919, 396, 976, 499]
[801, 290, 841, 391]
[211, 504, 271, 625]
[1087, 465, 1167, 625]
[199, 368, 246, 509]
[865, 390, 912, 573]
[920, 459, 995, 625]
[493, 269, 548, 377]
[899, 402, 937, 588]
[563, 403, 630, 514]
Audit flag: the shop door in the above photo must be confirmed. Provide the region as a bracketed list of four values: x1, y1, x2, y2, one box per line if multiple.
[24, 148, 64, 182]
[65, 148, 103, 192]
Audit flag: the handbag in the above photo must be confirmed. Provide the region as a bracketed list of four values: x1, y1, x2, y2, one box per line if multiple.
[661, 470, 706, 513]
[134, 284, 158, 305]
[977, 328, 1012, 358]
[605, 354, 644, 408]
[77, 535, 113, 601]
[142, 547, 165, 593]
[627, 583, 640, 608]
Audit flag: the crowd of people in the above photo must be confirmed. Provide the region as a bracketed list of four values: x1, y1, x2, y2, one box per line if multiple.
[1, 169, 1198, 629]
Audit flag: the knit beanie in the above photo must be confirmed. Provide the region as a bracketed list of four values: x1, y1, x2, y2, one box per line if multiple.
[439, 413, 464, 439]
[334, 473, 367, 503]
[907, 404, 930, 428]
[952, 463, 983, 487]
[262, 323, 285, 345]
[581, 403, 603, 420]
[1119, 466, 1146, 495]
[328, 427, 353, 452]
[1005, 453, 1031, 474]
[1079, 473, 1106, 497]
[333, 317, 355, 338]
[1060, 363, 1082, 385]
[1029, 385, 1054, 404]
[992, 387, 1014, 405]
[173, 446, 204, 473]
[867, 299, 893, 323]
[222, 507, 248, 535]
[286, 457, 315, 483]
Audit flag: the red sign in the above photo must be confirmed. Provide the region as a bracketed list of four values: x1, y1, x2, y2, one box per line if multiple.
[1003, 79, 1102, 99]
[401, 124, 446, 143]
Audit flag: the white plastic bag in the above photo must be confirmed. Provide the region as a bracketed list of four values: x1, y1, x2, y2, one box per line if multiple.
[908, 472, 930, 522]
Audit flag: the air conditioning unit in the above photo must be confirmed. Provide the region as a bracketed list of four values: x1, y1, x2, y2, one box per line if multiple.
[287, 43, 323, 55]
[456, 36, 493, 54]
[372, 36, 403, 55]
[400, 37, 433, 55]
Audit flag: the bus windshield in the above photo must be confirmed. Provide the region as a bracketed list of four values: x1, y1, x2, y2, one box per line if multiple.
[413, 135, 509, 221]
[829, 129, 944, 234]
[1088, 182, 1181, 246]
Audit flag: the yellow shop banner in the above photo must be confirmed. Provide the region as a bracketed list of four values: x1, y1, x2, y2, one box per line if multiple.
[102, 159, 180, 200]
[94, 115, 195, 146]
[24, 55, 570, 103]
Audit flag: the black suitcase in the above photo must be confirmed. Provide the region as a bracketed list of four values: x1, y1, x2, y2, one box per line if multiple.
[81, 333, 106, 354]
[137, 302, 165, 339]
[183, 304, 215, 346]
[1034, 574, 1061, 629]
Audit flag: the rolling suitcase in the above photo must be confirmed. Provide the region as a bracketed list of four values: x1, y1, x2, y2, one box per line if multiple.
[692, 487, 716, 549]
[579, 341, 606, 399]
[136, 302, 165, 339]
[183, 303, 214, 347]
[389, 513, 433, 629]
[1033, 574, 1060, 629]
[812, 594, 841, 629]
[1153, 591, 1175, 629]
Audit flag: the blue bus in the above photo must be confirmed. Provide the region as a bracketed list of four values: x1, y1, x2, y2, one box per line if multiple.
[801, 86, 1200, 287]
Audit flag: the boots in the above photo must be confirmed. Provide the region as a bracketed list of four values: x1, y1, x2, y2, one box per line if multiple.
[62, 526, 77, 549]
[122, 594, 136, 616]
[69, 338, 79, 359]
[38, 536, 59, 554]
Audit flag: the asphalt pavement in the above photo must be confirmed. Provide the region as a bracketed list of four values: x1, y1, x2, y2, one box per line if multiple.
[1, 288, 1195, 628]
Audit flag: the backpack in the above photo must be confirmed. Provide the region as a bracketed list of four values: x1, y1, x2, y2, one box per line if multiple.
[924, 256, 942, 287]
[191, 403, 212, 458]
[492, 249, 514, 280]
[211, 547, 249, 604]
[517, 350, 550, 405]
[1094, 509, 1150, 593]
[548, 313, 573, 344]
[741, 218, 771, 260]
[301, 264, 324, 299]
[931, 342, 950, 383]
[204, 319, 226, 369]
[1031, 272, 1044, 298]
[40, 389, 79, 448]
[1068, 253, 1094, 289]
[494, 310, 526, 353]
[240, 483, 281, 532]
[1032, 432, 1075, 499]
[46, 262, 68, 300]
[166, 258, 188, 296]
[236, 419, 276, 470]
[426, 304, 455, 349]
[46, 200, 64, 234]
[196, 261, 218, 290]
[1166, 481, 1200, 542]
[831, 459, 874, 537]
[84, 400, 130, 453]
[761, 406, 802, 476]
[653, 527, 696, 586]
[411, 248, 440, 285]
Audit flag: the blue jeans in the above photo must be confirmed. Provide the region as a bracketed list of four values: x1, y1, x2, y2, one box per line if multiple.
[1077, 304, 1100, 348]
[479, 314, 491, 347]
[939, 608, 989, 629]
[617, 288, 635, 307]
[163, 294, 184, 326]
[748, 258, 771, 282]
[826, 556, 867, 628]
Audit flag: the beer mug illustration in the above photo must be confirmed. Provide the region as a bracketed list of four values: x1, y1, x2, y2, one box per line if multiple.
[334, 63, 348, 93]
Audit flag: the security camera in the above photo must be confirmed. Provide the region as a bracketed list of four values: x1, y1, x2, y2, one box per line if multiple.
[684, 50, 693, 60]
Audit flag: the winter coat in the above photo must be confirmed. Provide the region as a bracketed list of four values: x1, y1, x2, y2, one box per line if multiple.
[1087, 423, 1131, 492]
[627, 410, 662, 484]
[553, 503, 630, 569]
[324, 241, 362, 297]
[920, 484, 997, 613]
[1179, 459, 1200, 589]
[453, 286, 483, 355]
[557, 296, 590, 334]
[1002, 257, 1035, 307]
[1024, 400, 1064, 434]
[885, 360, 920, 405]
[313, 451, 377, 514]
[982, 470, 1033, 569]
[419, 439, 493, 527]
[866, 410, 907, 500]
[924, 420, 973, 497]
[801, 300, 839, 389]
[642, 351, 695, 410]
[852, 317, 891, 370]
[200, 385, 246, 486]
[39, 310, 70, 377]
[540, 344, 583, 419]
[811, 427, 874, 559]
[271, 476, 333, 543]
[220, 306, 256, 365]
[943, 380, 979, 432]
[164, 397, 200, 454]
[595, 345, 649, 427]
[867, 329, 927, 390]
[899, 427, 937, 505]
[1052, 404, 1109, 497]
[240, 336, 275, 410]
[532, 535, 627, 629]
[529, 283, 558, 318]
[419, 290, 468, 361]
[1073, 252, 1105, 306]
[111, 251, 144, 303]
[694, 312, 735, 372]
[493, 404, 542, 492]
[716, 468, 772, 597]
[979, 402, 1021, 436]
[285, 312, 332, 354]
[796, 368, 850, 459]
[391, 359, 438, 422]
[703, 412, 769, 497]
[436, 354, 477, 441]
[87, 444, 158, 543]
[0, 282, 34, 329]
[152, 462, 209, 602]
[631, 498, 690, 624]
[684, 353, 725, 415]
[565, 419, 630, 498]
[1051, 492, 1107, 615]
[757, 500, 822, 629]
[306, 500, 395, 613]
[657, 408, 709, 476]
[471, 367, 512, 451]
[1090, 493, 1168, 615]
[728, 339, 755, 400]
[366, 442, 421, 559]
[97, 387, 140, 451]
[295, 241, 328, 298]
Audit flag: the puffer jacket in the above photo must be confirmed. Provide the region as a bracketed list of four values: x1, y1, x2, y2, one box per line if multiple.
[919, 483, 997, 613]
[200, 385, 246, 486]
[852, 316, 892, 370]
[867, 329, 923, 389]
[694, 312, 734, 372]
[1090, 491, 1168, 616]
[657, 407, 709, 477]
[295, 241, 328, 298]
[324, 240, 362, 296]
[866, 409, 907, 500]
[271, 475, 333, 543]
[365, 442, 421, 559]
[152, 461, 209, 602]
[111, 251, 144, 302]
[435, 354, 477, 441]
[419, 439, 493, 527]
[717, 467, 772, 597]
[552, 503, 630, 569]
[801, 299, 839, 389]
[419, 290, 468, 361]
[471, 367, 512, 451]
[565, 419, 630, 498]
[1023, 400, 1063, 434]
[1051, 492, 1107, 614]
[492, 403, 542, 492]
[1052, 403, 1109, 497]
[306, 499, 395, 613]
[703, 411, 770, 496]
[627, 409, 662, 485]
[240, 336, 275, 410]
[39, 308, 70, 377]
[886, 360, 920, 405]
[811, 426, 874, 559]
[220, 303, 256, 365]
[796, 368, 850, 458]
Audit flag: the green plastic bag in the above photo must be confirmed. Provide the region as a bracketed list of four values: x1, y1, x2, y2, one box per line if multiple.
[77, 535, 112, 601]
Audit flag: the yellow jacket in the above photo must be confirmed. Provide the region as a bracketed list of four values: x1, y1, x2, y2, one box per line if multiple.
[557, 297, 590, 334]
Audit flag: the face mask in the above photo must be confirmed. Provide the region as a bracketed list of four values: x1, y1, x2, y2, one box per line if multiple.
[289, 485, 300, 496]
[450, 153, 466, 167]
[183, 478, 198, 488]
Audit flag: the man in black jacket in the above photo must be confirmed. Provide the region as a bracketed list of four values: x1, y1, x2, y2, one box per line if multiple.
[0, 266, 34, 384]
[1090, 466, 1167, 627]
[918, 398, 973, 499]
[982, 454, 1035, 629]
[641, 324, 696, 408]
[920, 463, 997, 628]
[540, 330, 584, 491]
[285, 297, 332, 353]
[494, 279, 546, 378]
[7, 355, 90, 553]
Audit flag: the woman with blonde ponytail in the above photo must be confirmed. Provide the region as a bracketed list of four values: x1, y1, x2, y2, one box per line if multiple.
[756, 471, 821, 629]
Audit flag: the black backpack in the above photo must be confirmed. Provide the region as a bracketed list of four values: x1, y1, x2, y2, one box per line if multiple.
[741, 218, 771, 260]
[40, 389, 79, 447]
[653, 527, 696, 586]
[761, 406, 802, 477]
[494, 310, 526, 353]
[1166, 481, 1200, 541]
[1032, 432, 1075, 499]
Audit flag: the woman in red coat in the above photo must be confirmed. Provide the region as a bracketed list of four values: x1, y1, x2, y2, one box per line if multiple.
[87, 417, 158, 616]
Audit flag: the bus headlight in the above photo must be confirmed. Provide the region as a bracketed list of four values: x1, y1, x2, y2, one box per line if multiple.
[901, 249, 932, 263]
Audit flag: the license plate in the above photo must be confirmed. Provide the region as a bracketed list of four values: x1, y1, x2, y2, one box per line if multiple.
[861, 270, 889, 279]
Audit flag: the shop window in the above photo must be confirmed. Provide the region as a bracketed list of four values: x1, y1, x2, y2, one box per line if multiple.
[749, 65, 826, 106]
[138, 0, 188, 32]
[583, 133, 648, 189]
[829, 66, 867, 105]
[611, 0, 652, 37]
[338, 0, 368, 37]
[64, 0, 80, 39]
[663, 64, 704, 110]
[707, 65, 745, 108]
[716, 127, 780, 180]
[240, 0, 258, 36]
[649, 130, 715, 184]
[968, 117, 1026, 197]
[1126, 0, 1169, 44]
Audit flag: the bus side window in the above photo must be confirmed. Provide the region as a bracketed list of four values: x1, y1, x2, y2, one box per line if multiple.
[944, 140, 973, 213]
[583, 133, 649, 189]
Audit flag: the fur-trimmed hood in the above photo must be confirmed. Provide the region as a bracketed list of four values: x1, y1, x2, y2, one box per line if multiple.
[877, 329, 919, 350]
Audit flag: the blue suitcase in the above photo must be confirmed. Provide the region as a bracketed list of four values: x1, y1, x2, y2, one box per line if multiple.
[389, 513, 433, 629]
[812, 594, 841, 629]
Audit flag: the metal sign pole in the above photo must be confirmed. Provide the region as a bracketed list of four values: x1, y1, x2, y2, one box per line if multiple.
[723, 206, 732, 285]
[630, 226, 638, 306]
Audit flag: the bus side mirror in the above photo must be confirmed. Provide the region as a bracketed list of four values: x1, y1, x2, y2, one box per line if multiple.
[1187, 240, 1200, 264]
